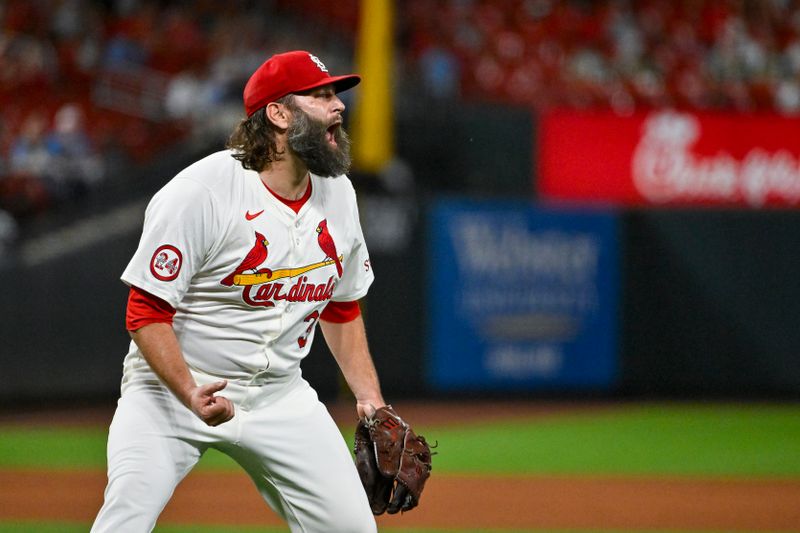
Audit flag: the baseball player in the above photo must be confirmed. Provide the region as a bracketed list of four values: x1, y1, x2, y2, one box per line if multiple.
[91, 51, 385, 532]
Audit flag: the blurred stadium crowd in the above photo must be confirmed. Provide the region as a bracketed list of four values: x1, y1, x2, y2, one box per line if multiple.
[407, 0, 800, 113]
[1, 0, 800, 254]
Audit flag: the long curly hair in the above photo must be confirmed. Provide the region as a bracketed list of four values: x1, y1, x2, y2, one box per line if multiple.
[226, 95, 293, 172]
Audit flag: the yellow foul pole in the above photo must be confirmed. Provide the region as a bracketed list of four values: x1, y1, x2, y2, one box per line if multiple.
[352, 0, 395, 173]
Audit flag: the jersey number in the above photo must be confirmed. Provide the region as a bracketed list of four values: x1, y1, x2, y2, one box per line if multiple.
[155, 253, 179, 275]
[297, 310, 320, 348]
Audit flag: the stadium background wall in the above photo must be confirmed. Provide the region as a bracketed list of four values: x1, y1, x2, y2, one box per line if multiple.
[1, 106, 798, 402]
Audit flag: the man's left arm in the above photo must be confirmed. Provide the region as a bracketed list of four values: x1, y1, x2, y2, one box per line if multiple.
[320, 314, 385, 418]
[323, 306, 435, 515]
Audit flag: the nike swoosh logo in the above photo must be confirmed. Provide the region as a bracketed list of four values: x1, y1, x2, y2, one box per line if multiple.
[245, 210, 264, 221]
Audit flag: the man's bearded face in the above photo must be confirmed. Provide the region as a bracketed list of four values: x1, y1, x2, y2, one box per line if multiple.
[286, 104, 352, 177]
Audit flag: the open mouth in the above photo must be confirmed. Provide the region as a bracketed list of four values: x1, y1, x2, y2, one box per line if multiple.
[326, 123, 340, 147]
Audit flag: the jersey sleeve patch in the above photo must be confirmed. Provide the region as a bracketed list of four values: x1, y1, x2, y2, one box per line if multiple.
[149, 244, 183, 281]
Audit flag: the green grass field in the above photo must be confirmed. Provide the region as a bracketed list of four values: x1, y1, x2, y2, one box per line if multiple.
[2, 404, 799, 477]
[1, 403, 799, 532]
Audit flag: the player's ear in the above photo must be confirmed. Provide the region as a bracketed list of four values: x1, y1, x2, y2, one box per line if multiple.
[265, 102, 290, 130]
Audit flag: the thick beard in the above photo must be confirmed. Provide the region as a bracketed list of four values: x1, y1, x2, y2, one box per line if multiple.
[286, 107, 352, 177]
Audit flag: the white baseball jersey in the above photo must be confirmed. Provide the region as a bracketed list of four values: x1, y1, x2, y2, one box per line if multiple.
[120, 149, 374, 384]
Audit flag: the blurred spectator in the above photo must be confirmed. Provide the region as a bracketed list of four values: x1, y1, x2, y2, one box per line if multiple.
[102, 29, 149, 71]
[102, 2, 157, 71]
[0, 31, 58, 93]
[150, 5, 207, 74]
[9, 112, 51, 177]
[775, 78, 800, 114]
[45, 103, 105, 193]
[165, 66, 212, 121]
[50, 0, 88, 40]
[418, 43, 461, 99]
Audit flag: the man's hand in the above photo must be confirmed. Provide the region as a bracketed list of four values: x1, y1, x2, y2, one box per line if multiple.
[188, 380, 235, 426]
[356, 400, 384, 419]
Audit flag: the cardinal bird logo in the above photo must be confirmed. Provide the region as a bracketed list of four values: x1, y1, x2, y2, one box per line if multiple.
[316, 219, 342, 277]
[221, 231, 271, 286]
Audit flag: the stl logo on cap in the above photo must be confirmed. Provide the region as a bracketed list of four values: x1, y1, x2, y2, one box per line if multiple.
[308, 53, 328, 73]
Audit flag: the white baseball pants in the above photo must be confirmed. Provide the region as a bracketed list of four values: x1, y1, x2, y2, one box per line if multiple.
[91, 371, 376, 533]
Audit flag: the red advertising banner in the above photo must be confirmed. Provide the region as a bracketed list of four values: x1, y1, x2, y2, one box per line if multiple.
[538, 110, 800, 208]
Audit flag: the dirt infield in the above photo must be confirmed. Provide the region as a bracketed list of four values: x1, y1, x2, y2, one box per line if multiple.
[2, 402, 800, 531]
[2, 469, 799, 530]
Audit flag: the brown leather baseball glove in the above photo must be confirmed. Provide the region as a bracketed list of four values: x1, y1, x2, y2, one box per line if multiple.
[354, 405, 433, 514]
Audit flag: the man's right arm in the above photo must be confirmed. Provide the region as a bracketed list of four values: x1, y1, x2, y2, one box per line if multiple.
[130, 322, 235, 426]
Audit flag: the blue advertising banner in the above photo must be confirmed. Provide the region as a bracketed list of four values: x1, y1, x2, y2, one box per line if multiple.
[427, 199, 619, 391]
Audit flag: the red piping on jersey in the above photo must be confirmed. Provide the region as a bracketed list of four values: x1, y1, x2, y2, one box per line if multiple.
[126, 286, 176, 331]
[264, 179, 312, 214]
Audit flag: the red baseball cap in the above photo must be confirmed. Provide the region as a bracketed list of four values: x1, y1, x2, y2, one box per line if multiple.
[243, 51, 361, 117]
